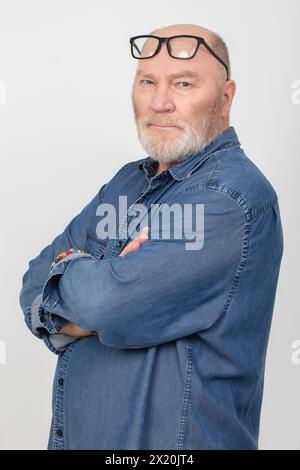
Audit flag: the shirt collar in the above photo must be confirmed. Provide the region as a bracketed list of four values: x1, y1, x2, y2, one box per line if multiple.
[138, 126, 240, 181]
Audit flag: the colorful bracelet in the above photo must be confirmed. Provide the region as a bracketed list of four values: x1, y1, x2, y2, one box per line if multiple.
[50, 248, 86, 271]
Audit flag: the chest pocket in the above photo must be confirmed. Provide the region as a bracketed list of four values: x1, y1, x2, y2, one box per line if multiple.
[86, 232, 108, 260]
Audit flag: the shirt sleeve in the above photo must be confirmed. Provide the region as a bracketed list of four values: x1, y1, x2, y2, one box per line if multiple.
[37, 188, 247, 350]
[28, 291, 78, 353]
[19, 183, 107, 354]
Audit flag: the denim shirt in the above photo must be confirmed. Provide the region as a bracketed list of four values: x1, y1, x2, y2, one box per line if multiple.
[19, 126, 284, 450]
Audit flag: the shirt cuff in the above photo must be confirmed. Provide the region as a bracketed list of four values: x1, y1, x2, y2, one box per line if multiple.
[29, 292, 77, 354]
[38, 251, 96, 333]
[30, 292, 69, 335]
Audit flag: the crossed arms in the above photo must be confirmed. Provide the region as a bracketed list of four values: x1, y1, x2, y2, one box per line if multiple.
[19, 184, 244, 352]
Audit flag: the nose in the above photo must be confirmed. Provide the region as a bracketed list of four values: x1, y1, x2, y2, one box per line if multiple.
[149, 85, 176, 113]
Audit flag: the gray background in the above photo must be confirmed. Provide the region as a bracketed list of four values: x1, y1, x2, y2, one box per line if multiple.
[0, 0, 299, 450]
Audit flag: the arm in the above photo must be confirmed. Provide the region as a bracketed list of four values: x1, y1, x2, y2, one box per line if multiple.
[19, 183, 107, 354]
[58, 226, 149, 336]
[36, 189, 246, 350]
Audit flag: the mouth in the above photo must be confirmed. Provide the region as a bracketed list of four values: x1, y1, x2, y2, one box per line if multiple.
[150, 124, 177, 129]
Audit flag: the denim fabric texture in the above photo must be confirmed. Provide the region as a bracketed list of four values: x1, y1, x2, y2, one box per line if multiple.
[19, 126, 284, 449]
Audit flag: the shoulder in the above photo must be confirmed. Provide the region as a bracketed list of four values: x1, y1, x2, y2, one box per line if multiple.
[99, 157, 146, 194]
[181, 146, 279, 221]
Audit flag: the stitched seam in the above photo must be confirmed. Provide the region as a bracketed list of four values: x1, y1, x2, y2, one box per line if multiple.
[186, 143, 241, 180]
[250, 197, 278, 220]
[110, 177, 178, 258]
[188, 186, 251, 320]
[26, 300, 65, 354]
[244, 208, 280, 443]
[206, 184, 252, 222]
[25, 304, 33, 332]
[176, 340, 193, 450]
[42, 334, 63, 355]
[26, 304, 41, 339]
[206, 153, 220, 185]
[223, 222, 251, 315]
[186, 148, 279, 223]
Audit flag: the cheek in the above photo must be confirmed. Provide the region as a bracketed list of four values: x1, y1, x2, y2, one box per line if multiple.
[196, 86, 215, 104]
[132, 87, 147, 106]
[132, 87, 150, 111]
[178, 96, 207, 120]
[196, 77, 220, 97]
[189, 87, 222, 113]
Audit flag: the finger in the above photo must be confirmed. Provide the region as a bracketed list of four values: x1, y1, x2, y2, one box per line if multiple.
[119, 226, 149, 257]
[139, 225, 149, 240]
[119, 240, 141, 257]
[60, 323, 94, 337]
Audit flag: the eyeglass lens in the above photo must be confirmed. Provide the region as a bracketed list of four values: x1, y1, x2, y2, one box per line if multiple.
[132, 36, 198, 59]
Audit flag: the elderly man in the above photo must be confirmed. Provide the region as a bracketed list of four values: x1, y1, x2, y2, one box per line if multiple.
[19, 23, 283, 450]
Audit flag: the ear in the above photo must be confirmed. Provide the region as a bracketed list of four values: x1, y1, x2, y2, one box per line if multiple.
[221, 80, 236, 117]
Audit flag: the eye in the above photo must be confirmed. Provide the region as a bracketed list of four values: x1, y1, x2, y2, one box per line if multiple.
[176, 81, 192, 88]
[140, 79, 154, 85]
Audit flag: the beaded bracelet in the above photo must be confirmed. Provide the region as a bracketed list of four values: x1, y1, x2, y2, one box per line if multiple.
[50, 248, 86, 271]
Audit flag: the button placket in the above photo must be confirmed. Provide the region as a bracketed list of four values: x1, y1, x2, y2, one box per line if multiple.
[110, 174, 171, 257]
[110, 186, 150, 256]
[52, 342, 77, 449]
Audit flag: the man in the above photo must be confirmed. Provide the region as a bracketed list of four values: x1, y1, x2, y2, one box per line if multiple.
[19, 23, 284, 450]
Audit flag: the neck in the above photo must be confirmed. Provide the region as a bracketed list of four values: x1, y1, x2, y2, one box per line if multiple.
[156, 162, 174, 174]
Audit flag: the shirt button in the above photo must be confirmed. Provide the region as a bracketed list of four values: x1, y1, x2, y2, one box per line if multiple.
[56, 428, 63, 437]
[58, 378, 64, 386]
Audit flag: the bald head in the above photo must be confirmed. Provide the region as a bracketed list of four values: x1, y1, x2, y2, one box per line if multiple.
[147, 23, 231, 82]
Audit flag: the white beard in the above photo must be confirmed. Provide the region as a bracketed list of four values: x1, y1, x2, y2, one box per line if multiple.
[134, 98, 224, 164]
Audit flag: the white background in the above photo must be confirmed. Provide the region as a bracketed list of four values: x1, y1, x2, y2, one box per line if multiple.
[0, 0, 299, 449]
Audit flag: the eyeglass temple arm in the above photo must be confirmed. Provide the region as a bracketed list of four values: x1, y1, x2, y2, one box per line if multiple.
[132, 42, 141, 56]
[202, 40, 229, 80]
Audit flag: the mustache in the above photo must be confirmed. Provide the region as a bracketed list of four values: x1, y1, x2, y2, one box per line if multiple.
[145, 121, 181, 127]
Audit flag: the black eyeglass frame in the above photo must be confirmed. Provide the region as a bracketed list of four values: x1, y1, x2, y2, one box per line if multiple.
[129, 34, 229, 81]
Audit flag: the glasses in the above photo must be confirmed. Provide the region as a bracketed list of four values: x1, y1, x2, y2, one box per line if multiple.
[129, 34, 229, 80]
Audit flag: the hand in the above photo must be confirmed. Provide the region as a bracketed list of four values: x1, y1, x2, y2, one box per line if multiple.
[119, 226, 149, 257]
[58, 226, 149, 338]
[58, 322, 98, 337]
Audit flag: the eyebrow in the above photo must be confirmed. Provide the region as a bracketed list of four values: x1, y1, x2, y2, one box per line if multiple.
[136, 70, 200, 80]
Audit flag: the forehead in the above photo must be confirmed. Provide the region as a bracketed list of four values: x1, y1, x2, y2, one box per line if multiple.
[136, 69, 200, 80]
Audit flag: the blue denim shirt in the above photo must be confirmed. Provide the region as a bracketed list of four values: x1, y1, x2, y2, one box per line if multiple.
[19, 126, 284, 450]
